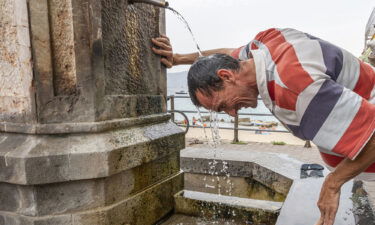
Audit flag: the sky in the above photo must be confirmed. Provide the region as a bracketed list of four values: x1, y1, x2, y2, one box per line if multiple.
[165, 0, 374, 72]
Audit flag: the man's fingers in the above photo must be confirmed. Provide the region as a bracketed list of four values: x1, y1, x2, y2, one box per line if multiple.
[160, 58, 173, 68]
[153, 37, 170, 45]
[160, 34, 170, 40]
[314, 216, 324, 225]
[151, 39, 172, 51]
[323, 210, 330, 225]
[323, 208, 337, 225]
[152, 47, 173, 58]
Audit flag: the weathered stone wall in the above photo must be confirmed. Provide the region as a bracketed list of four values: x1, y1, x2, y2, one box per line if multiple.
[102, 1, 161, 96]
[0, 0, 183, 224]
[0, 121, 184, 224]
[49, 0, 77, 95]
[0, 0, 35, 123]
[19, 0, 167, 124]
[97, 0, 166, 121]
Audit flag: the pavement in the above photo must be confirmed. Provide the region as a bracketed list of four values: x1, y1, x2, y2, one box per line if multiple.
[185, 139, 375, 217]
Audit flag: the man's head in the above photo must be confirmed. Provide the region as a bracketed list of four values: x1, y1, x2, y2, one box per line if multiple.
[188, 54, 258, 116]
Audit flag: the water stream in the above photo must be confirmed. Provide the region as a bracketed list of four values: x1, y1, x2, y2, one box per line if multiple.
[167, 7, 203, 56]
[168, 6, 236, 223]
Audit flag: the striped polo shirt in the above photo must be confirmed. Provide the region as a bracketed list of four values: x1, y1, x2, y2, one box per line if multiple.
[231, 28, 375, 176]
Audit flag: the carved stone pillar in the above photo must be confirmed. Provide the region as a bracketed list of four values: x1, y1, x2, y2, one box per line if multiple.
[0, 0, 183, 224]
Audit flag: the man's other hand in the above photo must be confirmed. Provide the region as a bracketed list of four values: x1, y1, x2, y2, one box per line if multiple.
[152, 34, 174, 68]
[314, 173, 341, 225]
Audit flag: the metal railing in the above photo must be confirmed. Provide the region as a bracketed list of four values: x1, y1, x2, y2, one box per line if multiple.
[167, 95, 311, 147]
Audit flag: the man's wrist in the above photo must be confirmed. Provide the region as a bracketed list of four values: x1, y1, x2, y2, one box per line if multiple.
[173, 53, 181, 65]
[326, 172, 346, 191]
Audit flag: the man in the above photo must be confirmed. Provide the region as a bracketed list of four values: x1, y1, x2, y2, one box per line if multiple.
[152, 28, 375, 225]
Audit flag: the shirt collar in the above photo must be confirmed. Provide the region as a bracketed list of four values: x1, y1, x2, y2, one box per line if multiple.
[251, 49, 274, 111]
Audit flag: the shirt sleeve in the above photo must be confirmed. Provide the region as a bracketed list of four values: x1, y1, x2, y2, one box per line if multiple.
[230, 43, 251, 60]
[290, 78, 375, 160]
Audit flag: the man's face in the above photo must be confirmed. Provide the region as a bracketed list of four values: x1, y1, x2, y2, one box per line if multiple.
[195, 71, 258, 117]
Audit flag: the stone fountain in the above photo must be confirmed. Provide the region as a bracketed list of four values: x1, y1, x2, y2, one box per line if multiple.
[0, 0, 184, 224]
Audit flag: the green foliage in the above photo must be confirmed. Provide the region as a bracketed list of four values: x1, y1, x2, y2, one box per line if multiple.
[271, 141, 286, 145]
[231, 141, 247, 145]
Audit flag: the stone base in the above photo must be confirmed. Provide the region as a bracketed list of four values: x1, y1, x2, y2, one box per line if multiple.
[174, 190, 281, 225]
[0, 121, 185, 225]
[184, 173, 286, 202]
[0, 173, 183, 225]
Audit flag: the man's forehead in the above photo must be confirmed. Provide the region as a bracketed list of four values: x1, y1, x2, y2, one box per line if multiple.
[196, 90, 218, 109]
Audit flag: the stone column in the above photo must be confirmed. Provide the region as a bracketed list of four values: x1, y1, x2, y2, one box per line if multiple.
[0, 0, 184, 224]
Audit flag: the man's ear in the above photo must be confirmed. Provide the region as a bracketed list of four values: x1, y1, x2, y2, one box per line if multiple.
[217, 69, 235, 83]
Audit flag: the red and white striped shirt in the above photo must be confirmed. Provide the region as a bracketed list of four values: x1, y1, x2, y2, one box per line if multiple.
[232, 28, 375, 177]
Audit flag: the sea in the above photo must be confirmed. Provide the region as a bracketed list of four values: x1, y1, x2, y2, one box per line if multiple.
[167, 71, 287, 131]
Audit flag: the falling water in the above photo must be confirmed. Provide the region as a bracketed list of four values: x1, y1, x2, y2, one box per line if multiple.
[167, 7, 236, 223]
[209, 110, 221, 149]
[167, 7, 203, 56]
[196, 107, 209, 144]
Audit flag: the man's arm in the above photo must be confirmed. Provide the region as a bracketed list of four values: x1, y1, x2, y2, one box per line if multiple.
[173, 48, 236, 65]
[315, 134, 375, 225]
[151, 35, 235, 67]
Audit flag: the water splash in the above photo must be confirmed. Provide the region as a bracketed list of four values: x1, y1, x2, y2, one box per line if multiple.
[196, 107, 209, 144]
[167, 8, 236, 219]
[209, 110, 221, 149]
[167, 7, 203, 56]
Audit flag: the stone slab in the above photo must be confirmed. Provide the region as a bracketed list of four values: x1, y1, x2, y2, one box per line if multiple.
[0, 121, 184, 185]
[276, 178, 356, 225]
[184, 173, 286, 202]
[174, 190, 280, 225]
[0, 112, 170, 134]
[182, 190, 282, 211]
[0, 172, 183, 225]
[0, 150, 180, 216]
[160, 214, 240, 225]
[181, 145, 375, 225]
[181, 147, 299, 195]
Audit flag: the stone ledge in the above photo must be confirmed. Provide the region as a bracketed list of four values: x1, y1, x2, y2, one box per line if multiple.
[180, 148, 297, 195]
[0, 152, 180, 216]
[0, 114, 170, 134]
[181, 146, 373, 224]
[174, 190, 280, 224]
[0, 121, 184, 185]
[184, 173, 286, 202]
[276, 178, 356, 225]
[0, 172, 183, 225]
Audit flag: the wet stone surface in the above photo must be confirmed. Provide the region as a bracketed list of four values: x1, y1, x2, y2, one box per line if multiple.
[174, 190, 280, 225]
[172, 145, 375, 225]
[102, 0, 162, 96]
[160, 214, 241, 225]
[184, 173, 286, 202]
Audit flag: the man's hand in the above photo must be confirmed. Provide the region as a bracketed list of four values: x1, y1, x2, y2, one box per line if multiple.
[315, 173, 341, 225]
[315, 134, 374, 225]
[151, 34, 174, 68]
[152, 35, 236, 66]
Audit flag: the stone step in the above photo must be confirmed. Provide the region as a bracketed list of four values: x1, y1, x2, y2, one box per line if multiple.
[180, 147, 302, 196]
[179, 146, 375, 225]
[159, 214, 242, 225]
[184, 173, 286, 202]
[174, 190, 282, 225]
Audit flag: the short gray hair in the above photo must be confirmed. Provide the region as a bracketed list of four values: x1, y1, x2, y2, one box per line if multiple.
[187, 54, 240, 106]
